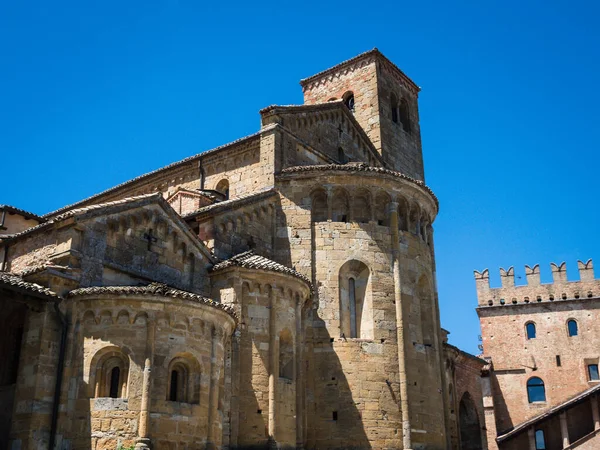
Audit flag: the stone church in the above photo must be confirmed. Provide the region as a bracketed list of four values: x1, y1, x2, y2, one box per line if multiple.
[0, 49, 598, 450]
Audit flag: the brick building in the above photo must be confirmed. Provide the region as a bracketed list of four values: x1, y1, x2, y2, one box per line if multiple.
[1, 49, 497, 449]
[475, 262, 600, 449]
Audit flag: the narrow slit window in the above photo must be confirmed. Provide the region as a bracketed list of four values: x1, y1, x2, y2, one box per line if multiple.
[169, 370, 179, 401]
[556, 355, 561, 367]
[109, 367, 120, 399]
[349, 278, 357, 338]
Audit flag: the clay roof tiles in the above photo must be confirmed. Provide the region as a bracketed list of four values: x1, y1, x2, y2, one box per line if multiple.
[279, 163, 439, 209]
[0, 272, 58, 299]
[183, 189, 278, 220]
[0, 205, 45, 222]
[67, 282, 237, 320]
[211, 251, 311, 286]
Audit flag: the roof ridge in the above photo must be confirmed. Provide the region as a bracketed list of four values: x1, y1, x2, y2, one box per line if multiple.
[0, 205, 46, 222]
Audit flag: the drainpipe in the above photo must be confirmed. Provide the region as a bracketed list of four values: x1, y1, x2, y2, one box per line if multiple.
[390, 201, 412, 449]
[199, 158, 205, 190]
[49, 300, 68, 449]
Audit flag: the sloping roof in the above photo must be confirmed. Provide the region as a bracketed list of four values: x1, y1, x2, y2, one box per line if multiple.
[278, 163, 438, 209]
[497, 382, 600, 442]
[0, 272, 58, 299]
[211, 251, 311, 286]
[183, 189, 278, 220]
[43, 130, 265, 219]
[299, 48, 420, 93]
[259, 101, 385, 167]
[0, 205, 45, 222]
[67, 282, 237, 320]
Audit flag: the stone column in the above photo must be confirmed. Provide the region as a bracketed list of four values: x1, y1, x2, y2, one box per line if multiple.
[207, 326, 220, 449]
[390, 200, 412, 450]
[295, 295, 303, 448]
[593, 395, 600, 430]
[268, 288, 278, 447]
[560, 411, 570, 447]
[527, 428, 536, 450]
[136, 318, 155, 449]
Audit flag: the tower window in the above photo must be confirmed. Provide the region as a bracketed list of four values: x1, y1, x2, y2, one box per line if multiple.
[535, 429, 546, 449]
[343, 91, 355, 113]
[526, 322, 536, 339]
[399, 98, 411, 133]
[391, 93, 398, 123]
[567, 319, 578, 337]
[588, 364, 599, 381]
[527, 377, 546, 403]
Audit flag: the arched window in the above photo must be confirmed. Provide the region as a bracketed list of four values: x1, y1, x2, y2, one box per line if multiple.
[91, 349, 129, 399]
[343, 91, 355, 112]
[339, 260, 372, 339]
[279, 329, 294, 380]
[399, 98, 411, 133]
[527, 377, 546, 403]
[215, 179, 229, 199]
[535, 430, 546, 449]
[567, 319, 578, 337]
[390, 93, 398, 123]
[311, 190, 328, 222]
[167, 356, 200, 404]
[526, 322, 536, 339]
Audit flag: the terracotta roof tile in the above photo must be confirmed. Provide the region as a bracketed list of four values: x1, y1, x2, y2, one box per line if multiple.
[211, 251, 311, 286]
[183, 189, 278, 220]
[0, 272, 58, 299]
[67, 282, 237, 320]
[0, 205, 45, 222]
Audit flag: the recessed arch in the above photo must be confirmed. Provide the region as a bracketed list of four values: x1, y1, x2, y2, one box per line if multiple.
[459, 392, 482, 450]
[353, 189, 371, 224]
[342, 91, 355, 112]
[89, 346, 130, 399]
[215, 179, 229, 199]
[331, 188, 349, 223]
[375, 191, 391, 226]
[311, 189, 328, 222]
[339, 260, 372, 339]
[167, 354, 201, 404]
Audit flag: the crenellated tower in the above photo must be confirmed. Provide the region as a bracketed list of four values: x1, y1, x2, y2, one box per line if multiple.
[300, 48, 425, 181]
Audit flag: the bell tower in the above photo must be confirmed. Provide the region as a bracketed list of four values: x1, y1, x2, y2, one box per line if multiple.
[300, 48, 425, 181]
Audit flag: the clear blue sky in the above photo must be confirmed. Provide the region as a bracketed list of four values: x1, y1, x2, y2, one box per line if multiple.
[2, 1, 599, 354]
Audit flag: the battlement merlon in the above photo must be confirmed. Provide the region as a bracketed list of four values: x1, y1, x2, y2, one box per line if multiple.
[474, 260, 598, 307]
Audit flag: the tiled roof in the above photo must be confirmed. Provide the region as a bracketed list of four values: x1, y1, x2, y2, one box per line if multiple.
[0, 205, 45, 222]
[497, 382, 600, 442]
[0, 194, 161, 242]
[278, 163, 439, 209]
[43, 131, 265, 218]
[211, 251, 311, 286]
[299, 48, 420, 93]
[183, 189, 278, 220]
[66, 282, 237, 320]
[0, 272, 58, 299]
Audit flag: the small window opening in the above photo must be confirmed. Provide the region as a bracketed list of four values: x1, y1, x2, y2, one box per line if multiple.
[332, 411, 338, 421]
[535, 429, 546, 449]
[109, 367, 120, 399]
[588, 364, 599, 381]
[349, 277, 357, 338]
[526, 322, 536, 339]
[556, 355, 561, 367]
[338, 147, 346, 164]
[567, 319, 578, 337]
[391, 93, 398, 123]
[343, 92, 355, 112]
[169, 370, 179, 401]
[527, 377, 546, 403]
[257, 409, 262, 414]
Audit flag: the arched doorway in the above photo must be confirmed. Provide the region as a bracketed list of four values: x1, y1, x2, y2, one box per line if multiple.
[459, 392, 482, 450]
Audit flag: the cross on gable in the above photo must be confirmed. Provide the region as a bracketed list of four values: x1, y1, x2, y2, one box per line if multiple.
[143, 229, 158, 250]
[337, 123, 344, 135]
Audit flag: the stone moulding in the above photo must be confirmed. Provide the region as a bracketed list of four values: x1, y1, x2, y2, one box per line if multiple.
[66, 282, 238, 321]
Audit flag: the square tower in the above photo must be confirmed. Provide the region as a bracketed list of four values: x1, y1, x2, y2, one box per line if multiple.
[300, 48, 425, 181]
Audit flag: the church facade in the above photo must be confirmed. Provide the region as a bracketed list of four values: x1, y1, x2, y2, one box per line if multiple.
[1, 49, 597, 450]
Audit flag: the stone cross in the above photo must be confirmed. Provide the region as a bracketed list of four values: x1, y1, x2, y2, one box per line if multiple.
[143, 229, 158, 250]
